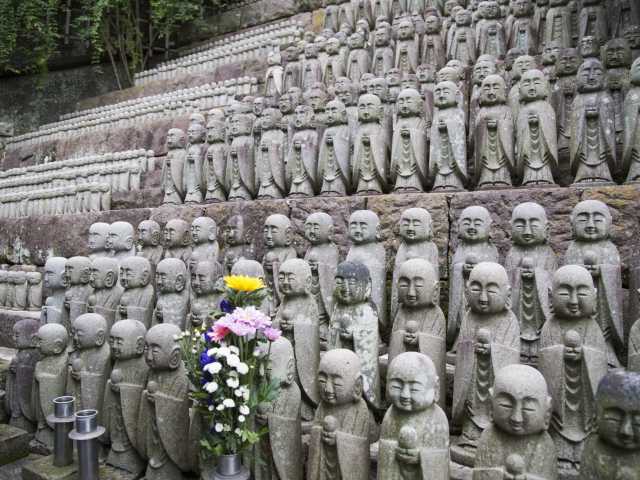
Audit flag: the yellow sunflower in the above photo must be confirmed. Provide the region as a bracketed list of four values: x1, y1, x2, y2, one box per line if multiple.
[224, 275, 265, 292]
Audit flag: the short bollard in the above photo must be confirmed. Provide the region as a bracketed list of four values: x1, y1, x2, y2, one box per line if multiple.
[46, 396, 76, 467]
[69, 409, 105, 480]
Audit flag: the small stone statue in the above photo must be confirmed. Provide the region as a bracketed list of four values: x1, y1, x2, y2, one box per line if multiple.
[88, 222, 110, 260]
[624, 58, 640, 182]
[474, 74, 515, 189]
[565, 200, 624, 366]
[371, 25, 394, 78]
[103, 319, 148, 475]
[307, 349, 376, 480]
[116, 256, 155, 329]
[346, 32, 371, 87]
[578, 0, 607, 44]
[274, 259, 320, 421]
[138, 323, 192, 480]
[323, 36, 346, 88]
[542, 42, 561, 85]
[26, 272, 42, 311]
[153, 258, 189, 330]
[473, 364, 557, 480]
[66, 313, 111, 417]
[190, 216, 219, 265]
[189, 261, 223, 329]
[319, 99, 353, 196]
[553, 48, 580, 159]
[203, 116, 227, 202]
[509, 54, 538, 120]
[227, 113, 257, 201]
[625, 25, 640, 62]
[448, 206, 500, 348]
[353, 93, 390, 195]
[287, 105, 319, 197]
[5, 319, 40, 431]
[303, 212, 339, 350]
[544, 0, 572, 49]
[452, 262, 521, 457]
[302, 42, 323, 91]
[395, 19, 419, 75]
[63, 256, 93, 327]
[578, 36, 599, 60]
[263, 214, 297, 307]
[505, 203, 557, 365]
[391, 88, 428, 193]
[538, 265, 608, 475]
[476, 1, 507, 59]
[448, 10, 477, 66]
[162, 128, 187, 205]
[42, 256, 67, 327]
[378, 352, 449, 480]
[13, 271, 27, 311]
[107, 221, 136, 261]
[183, 121, 206, 204]
[33, 323, 69, 448]
[429, 81, 467, 191]
[516, 69, 559, 187]
[612, 2, 640, 39]
[569, 58, 617, 185]
[162, 218, 192, 264]
[264, 49, 284, 100]
[469, 55, 499, 147]
[88, 257, 124, 330]
[603, 41, 632, 155]
[283, 45, 302, 92]
[221, 215, 255, 276]
[506, 0, 538, 54]
[257, 107, 287, 199]
[136, 220, 164, 267]
[254, 337, 303, 480]
[579, 370, 640, 479]
[422, 15, 446, 71]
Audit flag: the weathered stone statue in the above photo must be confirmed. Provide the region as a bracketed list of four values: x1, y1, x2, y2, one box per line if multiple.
[283, 45, 302, 92]
[66, 313, 111, 419]
[189, 261, 223, 329]
[448, 9, 477, 66]
[318, 99, 352, 196]
[63, 256, 93, 328]
[103, 319, 148, 475]
[391, 88, 428, 193]
[107, 221, 136, 261]
[264, 49, 284, 100]
[474, 74, 515, 189]
[578, 0, 607, 44]
[564, 200, 623, 366]
[273, 259, 320, 421]
[303, 212, 339, 349]
[476, 1, 506, 59]
[516, 69, 559, 187]
[603, 39, 632, 158]
[623, 58, 640, 182]
[153, 258, 189, 330]
[624, 25, 640, 61]
[553, 48, 580, 159]
[452, 262, 521, 460]
[302, 42, 323, 91]
[27, 272, 43, 311]
[42, 256, 67, 327]
[190, 216, 219, 266]
[88, 222, 110, 260]
[508, 54, 538, 120]
[448, 206, 500, 348]
[183, 121, 206, 204]
[254, 337, 303, 480]
[569, 59, 617, 185]
[5, 319, 40, 431]
[227, 113, 257, 201]
[346, 32, 371, 87]
[138, 323, 191, 480]
[542, 41, 561, 85]
[221, 215, 255, 276]
[33, 323, 68, 448]
[505, 203, 557, 365]
[611, 1, 640, 39]
[287, 105, 319, 197]
[263, 214, 297, 307]
[422, 15, 446, 71]
[395, 19, 419, 75]
[473, 364, 557, 480]
[323, 37, 346, 88]
[307, 349, 376, 480]
[539, 265, 608, 475]
[257, 107, 287, 199]
[162, 218, 192, 264]
[353, 93, 389, 195]
[87, 257, 124, 330]
[544, 0, 571, 48]
[469, 55, 498, 147]
[429, 81, 467, 191]
[378, 352, 449, 480]
[13, 271, 27, 311]
[136, 220, 164, 267]
[371, 24, 394, 78]
[203, 116, 227, 202]
[162, 128, 186, 205]
[506, 0, 538, 54]
[116, 256, 155, 329]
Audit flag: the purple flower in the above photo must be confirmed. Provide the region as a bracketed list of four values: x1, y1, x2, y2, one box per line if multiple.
[264, 327, 282, 342]
[199, 350, 214, 368]
[220, 299, 234, 314]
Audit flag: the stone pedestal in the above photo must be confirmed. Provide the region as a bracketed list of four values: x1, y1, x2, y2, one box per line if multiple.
[0, 424, 30, 465]
[21, 456, 78, 480]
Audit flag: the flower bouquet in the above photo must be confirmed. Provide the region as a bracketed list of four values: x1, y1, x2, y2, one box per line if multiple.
[179, 275, 281, 477]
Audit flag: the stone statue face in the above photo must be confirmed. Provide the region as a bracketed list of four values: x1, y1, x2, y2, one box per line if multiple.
[551, 266, 596, 319]
[264, 215, 292, 249]
[357, 94, 382, 122]
[511, 203, 548, 247]
[110, 320, 145, 360]
[106, 222, 134, 253]
[424, 15, 441, 33]
[164, 219, 190, 248]
[334, 261, 371, 305]
[631, 58, 640, 86]
[285, 46, 299, 62]
[88, 223, 109, 252]
[155, 259, 186, 294]
[306, 89, 327, 112]
[386, 68, 401, 86]
[371, 79, 388, 101]
[458, 206, 492, 243]
[444, 0, 459, 15]
[604, 40, 631, 68]
[557, 48, 580, 75]
[577, 59, 605, 93]
[267, 50, 281, 66]
[578, 37, 598, 59]
[467, 262, 510, 314]
[89, 258, 118, 290]
[253, 97, 265, 117]
[278, 259, 311, 297]
[399, 208, 432, 243]
[596, 371, 640, 451]
[44, 257, 66, 290]
[374, 27, 390, 47]
[294, 105, 314, 128]
[348, 32, 365, 49]
[191, 217, 217, 245]
[187, 123, 205, 144]
[27, 272, 41, 285]
[261, 108, 282, 130]
[317, 349, 362, 405]
[491, 365, 551, 436]
[397, 259, 438, 308]
[64, 257, 91, 286]
[480, 74, 507, 106]
[72, 314, 106, 350]
[35, 324, 68, 356]
[278, 94, 293, 114]
[13, 320, 39, 349]
[473, 59, 496, 86]
[304, 212, 333, 245]
[571, 200, 611, 242]
[624, 25, 640, 49]
[324, 100, 347, 126]
[513, 0, 531, 16]
[398, 20, 415, 40]
[119, 257, 151, 289]
[416, 65, 435, 83]
[513, 55, 537, 80]
[137, 220, 161, 247]
[223, 216, 245, 246]
[335, 78, 355, 105]
[396, 89, 422, 117]
[349, 210, 379, 244]
[387, 353, 437, 412]
[166, 128, 186, 149]
[519, 69, 548, 102]
[455, 9, 472, 26]
[145, 324, 182, 371]
[326, 38, 340, 54]
[191, 261, 219, 295]
[434, 81, 458, 109]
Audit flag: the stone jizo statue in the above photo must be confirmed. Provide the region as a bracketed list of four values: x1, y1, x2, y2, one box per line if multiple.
[153, 258, 189, 330]
[183, 122, 206, 204]
[287, 104, 319, 197]
[116, 256, 155, 329]
[107, 221, 136, 261]
[256, 107, 287, 199]
[190, 216, 219, 265]
[623, 58, 640, 183]
[42, 256, 67, 327]
[204, 116, 228, 202]
[353, 93, 390, 195]
[221, 215, 255, 276]
[318, 99, 352, 196]
[263, 214, 297, 307]
[63, 256, 93, 327]
[88, 257, 124, 331]
[162, 218, 192, 264]
[136, 220, 163, 267]
[161, 128, 186, 205]
[26, 272, 42, 311]
[189, 260, 223, 329]
[88, 222, 110, 260]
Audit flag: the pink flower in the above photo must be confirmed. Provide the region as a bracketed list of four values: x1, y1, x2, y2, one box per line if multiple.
[263, 327, 281, 342]
[209, 324, 230, 342]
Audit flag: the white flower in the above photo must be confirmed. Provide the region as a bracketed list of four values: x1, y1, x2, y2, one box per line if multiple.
[229, 346, 240, 356]
[253, 348, 262, 357]
[226, 354, 240, 368]
[238, 415, 246, 423]
[204, 382, 218, 393]
[208, 405, 214, 411]
[214, 423, 224, 432]
[226, 377, 240, 388]
[203, 362, 222, 374]
[207, 347, 219, 356]
[236, 362, 249, 375]
[223, 398, 235, 408]
[239, 405, 250, 415]
[191, 348, 197, 354]
[217, 347, 231, 357]
[235, 428, 242, 436]
[234, 389, 243, 398]
[216, 404, 225, 411]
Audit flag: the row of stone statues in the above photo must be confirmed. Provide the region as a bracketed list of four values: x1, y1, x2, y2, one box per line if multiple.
[0, 268, 42, 311]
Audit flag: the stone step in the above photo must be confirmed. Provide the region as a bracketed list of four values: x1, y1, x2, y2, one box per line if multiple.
[0, 424, 31, 466]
